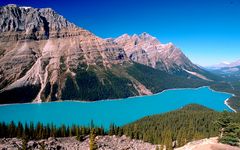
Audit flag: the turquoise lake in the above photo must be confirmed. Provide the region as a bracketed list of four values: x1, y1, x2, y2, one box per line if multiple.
[0, 87, 232, 128]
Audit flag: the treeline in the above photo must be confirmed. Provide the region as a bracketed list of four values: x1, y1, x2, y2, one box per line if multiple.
[127, 63, 208, 93]
[217, 111, 240, 146]
[0, 121, 105, 140]
[211, 81, 240, 112]
[0, 121, 127, 141]
[121, 104, 240, 149]
[61, 64, 138, 101]
[0, 104, 239, 150]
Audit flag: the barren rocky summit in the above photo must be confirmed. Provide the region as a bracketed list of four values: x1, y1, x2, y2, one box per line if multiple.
[113, 33, 209, 78]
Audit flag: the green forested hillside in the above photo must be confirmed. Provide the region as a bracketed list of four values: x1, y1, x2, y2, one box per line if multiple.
[61, 64, 138, 101]
[126, 63, 209, 93]
[0, 62, 212, 104]
[60, 62, 210, 101]
[120, 104, 240, 149]
[211, 81, 240, 112]
[0, 104, 239, 149]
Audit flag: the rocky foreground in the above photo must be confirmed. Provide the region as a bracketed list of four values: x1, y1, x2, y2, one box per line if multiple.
[1, 136, 240, 150]
[176, 137, 240, 150]
[0, 135, 157, 150]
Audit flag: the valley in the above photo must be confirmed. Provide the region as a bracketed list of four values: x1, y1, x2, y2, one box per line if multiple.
[0, 3, 240, 150]
[0, 4, 217, 104]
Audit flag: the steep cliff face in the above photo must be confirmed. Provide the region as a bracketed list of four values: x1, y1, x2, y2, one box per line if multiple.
[0, 4, 78, 40]
[0, 4, 211, 104]
[0, 4, 141, 103]
[114, 33, 213, 81]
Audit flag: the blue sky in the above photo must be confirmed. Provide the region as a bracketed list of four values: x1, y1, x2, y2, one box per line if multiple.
[1, 0, 240, 66]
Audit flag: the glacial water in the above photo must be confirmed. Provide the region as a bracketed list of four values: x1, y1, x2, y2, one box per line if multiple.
[0, 87, 232, 128]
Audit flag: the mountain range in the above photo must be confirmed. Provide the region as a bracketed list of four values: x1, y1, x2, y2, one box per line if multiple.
[0, 4, 217, 104]
[111, 33, 217, 80]
[207, 60, 240, 77]
[209, 60, 240, 69]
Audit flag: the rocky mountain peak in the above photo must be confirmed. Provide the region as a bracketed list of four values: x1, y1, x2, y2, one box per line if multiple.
[139, 32, 156, 40]
[114, 33, 211, 80]
[115, 32, 157, 44]
[0, 4, 130, 103]
[114, 33, 192, 69]
[4, 4, 17, 8]
[165, 42, 174, 46]
[0, 4, 214, 104]
[0, 4, 79, 41]
[115, 33, 131, 41]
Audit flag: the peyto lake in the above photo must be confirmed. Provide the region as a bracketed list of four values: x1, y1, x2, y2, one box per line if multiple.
[0, 87, 233, 128]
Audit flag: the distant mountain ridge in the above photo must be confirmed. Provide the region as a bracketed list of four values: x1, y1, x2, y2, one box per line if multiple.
[113, 33, 194, 72]
[207, 59, 240, 76]
[209, 60, 240, 69]
[0, 4, 215, 104]
[111, 33, 216, 81]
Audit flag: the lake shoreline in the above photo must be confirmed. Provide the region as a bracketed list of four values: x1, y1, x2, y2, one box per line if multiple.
[0, 86, 234, 128]
[208, 88, 237, 113]
[224, 98, 237, 113]
[0, 86, 211, 106]
[0, 86, 236, 113]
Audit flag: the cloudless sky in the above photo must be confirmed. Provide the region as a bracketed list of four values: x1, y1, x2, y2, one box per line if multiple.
[1, 0, 240, 66]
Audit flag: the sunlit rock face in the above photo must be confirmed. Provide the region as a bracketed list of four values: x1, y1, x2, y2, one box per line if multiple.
[114, 32, 198, 73]
[0, 4, 213, 104]
[0, 4, 129, 103]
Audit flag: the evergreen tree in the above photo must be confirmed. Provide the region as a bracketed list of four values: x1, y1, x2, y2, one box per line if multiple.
[24, 123, 29, 139]
[36, 122, 43, 139]
[163, 129, 173, 150]
[118, 128, 123, 136]
[89, 129, 97, 150]
[9, 121, 16, 138]
[100, 126, 105, 135]
[219, 123, 240, 146]
[176, 128, 187, 147]
[17, 122, 23, 138]
[216, 111, 232, 138]
[50, 123, 56, 137]
[21, 136, 28, 150]
[29, 122, 34, 139]
[60, 125, 66, 137]
[109, 123, 116, 136]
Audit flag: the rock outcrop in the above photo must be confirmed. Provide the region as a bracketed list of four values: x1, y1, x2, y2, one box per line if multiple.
[0, 4, 78, 41]
[176, 137, 240, 150]
[0, 135, 157, 150]
[1, 136, 239, 150]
